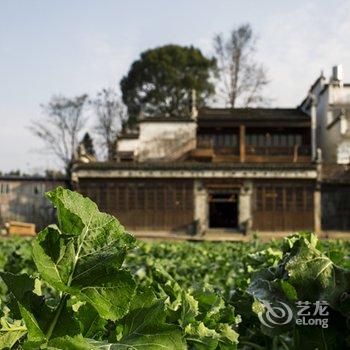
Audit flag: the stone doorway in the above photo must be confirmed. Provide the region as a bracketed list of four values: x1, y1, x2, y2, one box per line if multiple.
[208, 193, 239, 229]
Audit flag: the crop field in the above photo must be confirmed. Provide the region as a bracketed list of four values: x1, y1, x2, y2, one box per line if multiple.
[0, 188, 350, 349]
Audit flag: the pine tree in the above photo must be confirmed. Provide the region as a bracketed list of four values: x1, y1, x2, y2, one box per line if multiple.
[81, 132, 95, 157]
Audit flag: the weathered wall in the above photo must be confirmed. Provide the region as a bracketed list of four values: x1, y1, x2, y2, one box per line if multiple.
[193, 180, 208, 234]
[238, 181, 252, 232]
[137, 120, 196, 161]
[77, 178, 195, 232]
[73, 165, 319, 234]
[117, 138, 139, 153]
[0, 178, 67, 230]
[315, 85, 350, 163]
[251, 180, 315, 231]
[322, 184, 350, 230]
[116, 120, 197, 161]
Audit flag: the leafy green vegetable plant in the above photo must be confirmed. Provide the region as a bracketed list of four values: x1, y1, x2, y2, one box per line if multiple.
[1, 189, 350, 350]
[0, 187, 186, 349]
[248, 233, 350, 349]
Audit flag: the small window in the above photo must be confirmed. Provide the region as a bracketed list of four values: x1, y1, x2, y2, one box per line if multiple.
[275, 187, 284, 211]
[280, 135, 287, 147]
[272, 134, 279, 146]
[128, 188, 136, 210]
[137, 187, 145, 210]
[251, 134, 258, 146]
[340, 116, 348, 135]
[256, 187, 263, 211]
[119, 152, 134, 162]
[306, 188, 313, 211]
[295, 135, 302, 145]
[117, 187, 126, 209]
[175, 189, 183, 210]
[266, 133, 272, 146]
[156, 187, 165, 211]
[327, 111, 333, 124]
[265, 187, 276, 211]
[287, 135, 294, 147]
[285, 188, 294, 211]
[146, 189, 155, 210]
[213, 134, 219, 148]
[258, 134, 265, 146]
[224, 134, 231, 147]
[165, 188, 174, 210]
[295, 187, 304, 210]
[232, 134, 238, 147]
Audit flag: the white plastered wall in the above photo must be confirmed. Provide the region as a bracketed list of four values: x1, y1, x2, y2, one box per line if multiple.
[137, 121, 197, 161]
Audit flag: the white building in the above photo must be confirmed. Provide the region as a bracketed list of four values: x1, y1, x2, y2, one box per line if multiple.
[301, 65, 350, 164]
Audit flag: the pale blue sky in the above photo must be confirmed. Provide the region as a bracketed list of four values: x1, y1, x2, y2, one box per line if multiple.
[1, 0, 349, 173]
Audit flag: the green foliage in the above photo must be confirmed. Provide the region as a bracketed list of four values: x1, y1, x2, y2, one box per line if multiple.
[120, 44, 216, 121]
[80, 132, 95, 157]
[0, 194, 350, 349]
[0, 188, 187, 349]
[0, 188, 241, 349]
[248, 233, 350, 349]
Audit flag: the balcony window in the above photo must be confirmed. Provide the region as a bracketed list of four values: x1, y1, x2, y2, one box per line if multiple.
[247, 133, 304, 147]
[199, 134, 238, 148]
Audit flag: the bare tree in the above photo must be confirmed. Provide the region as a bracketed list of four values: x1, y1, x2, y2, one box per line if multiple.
[91, 88, 127, 161]
[214, 23, 269, 108]
[30, 94, 88, 176]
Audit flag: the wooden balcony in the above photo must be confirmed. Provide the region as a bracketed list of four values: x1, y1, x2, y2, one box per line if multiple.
[191, 141, 311, 163]
[192, 124, 312, 163]
[191, 138, 240, 161]
[245, 145, 311, 163]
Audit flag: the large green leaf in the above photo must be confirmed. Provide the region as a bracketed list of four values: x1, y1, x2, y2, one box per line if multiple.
[32, 225, 75, 290]
[114, 301, 186, 349]
[74, 269, 136, 321]
[46, 299, 187, 350]
[76, 303, 107, 339]
[47, 334, 94, 350]
[32, 187, 137, 321]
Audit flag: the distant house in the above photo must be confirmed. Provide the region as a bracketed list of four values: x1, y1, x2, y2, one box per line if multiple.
[73, 105, 319, 237]
[0, 175, 68, 230]
[301, 65, 350, 231]
[300, 65, 350, 164]
[70, 66, 350, 238]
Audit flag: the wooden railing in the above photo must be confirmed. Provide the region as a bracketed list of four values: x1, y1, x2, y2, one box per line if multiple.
[193, 139, 311, 162]
[246, 145, 311, 156]
[196, 138, 239, 155]
[197, 138, 213, 148]
[196, 139, 310, 155]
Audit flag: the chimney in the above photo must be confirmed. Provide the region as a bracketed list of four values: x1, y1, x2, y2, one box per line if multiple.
[310, 93, 317, 161]
[190, 89, 198, 119]
[331, 65, 343, 84]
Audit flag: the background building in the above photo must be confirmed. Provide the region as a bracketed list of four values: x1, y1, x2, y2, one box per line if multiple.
[73, 107, 318, 237]
[300, 65, 350, 164]
[301, 65, 350, 231]
[0, 176, 68, 230]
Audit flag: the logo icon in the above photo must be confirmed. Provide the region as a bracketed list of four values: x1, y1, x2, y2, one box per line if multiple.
[257, 300, 293, 328]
